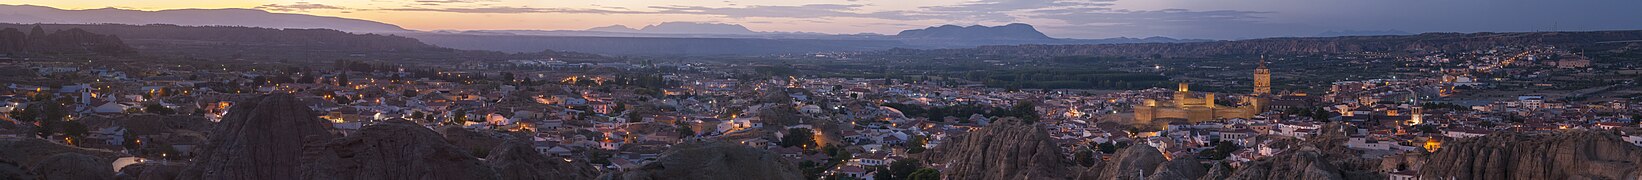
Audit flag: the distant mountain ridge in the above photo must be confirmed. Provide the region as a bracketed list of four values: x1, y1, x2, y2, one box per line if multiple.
[0, 5, 1213, 55]
[413, 22, 1208, 55]
[0, 25, 135, 56]
[0, 4, 408, 33]
[880, 30, 1642, 58]
[896, 23, 1052, 40]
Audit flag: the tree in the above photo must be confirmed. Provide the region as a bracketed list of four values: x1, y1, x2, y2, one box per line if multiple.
[145, 104, 175, 115]
[451, 111, 468, 125]
[1209, 141, 1242, 160]
[1075, 149, 1098, 167]
[872, 166, 893, 180]
[336, 73, 350, 87]
[907, 168, 940, 180]
[333, 94, 352, 105]
[122, 130, 140, 150]
[780, 128, 817, 148]
[61, 121, 89, 143]
[627, 111, 644, 123]
[1096, 141, 1123, 153]
[10, 104, 39, 123]
[402, 89, 419, 97]
[888, 159, 921, 179]
[906, 135, 927, 154]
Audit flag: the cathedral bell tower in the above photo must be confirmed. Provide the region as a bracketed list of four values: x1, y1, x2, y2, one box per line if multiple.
[1253, 56, 1272, 95]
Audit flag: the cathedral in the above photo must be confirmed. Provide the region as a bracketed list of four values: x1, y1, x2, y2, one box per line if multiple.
[1133, 57, 1272, 126]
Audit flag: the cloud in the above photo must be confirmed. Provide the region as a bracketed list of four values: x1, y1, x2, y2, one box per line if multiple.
[373, 3, 937, 21]
[255, 2, 348, 12]
[377, 7, 646, 14]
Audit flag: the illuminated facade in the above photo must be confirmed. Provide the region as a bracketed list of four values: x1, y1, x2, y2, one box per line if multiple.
[1134, 83, 1262, 125]
[1254, 57, 1272, 95]
[1134, 58, 1273, 126]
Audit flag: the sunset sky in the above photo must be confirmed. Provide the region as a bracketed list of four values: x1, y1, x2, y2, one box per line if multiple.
[6, 0, 1642, 39]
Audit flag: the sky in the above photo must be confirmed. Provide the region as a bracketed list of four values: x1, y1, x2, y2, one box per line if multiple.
[7, 0, 1642, 39]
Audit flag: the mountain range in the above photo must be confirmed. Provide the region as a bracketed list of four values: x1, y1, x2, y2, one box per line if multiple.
[412, 23, 1207, 55]
[0, 5, 1208, 55]
[0, 4, 408, 33]
[586, 22, 759, 35]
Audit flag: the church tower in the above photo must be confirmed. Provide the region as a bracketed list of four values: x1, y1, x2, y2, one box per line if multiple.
[1253, 56, 1272, 95]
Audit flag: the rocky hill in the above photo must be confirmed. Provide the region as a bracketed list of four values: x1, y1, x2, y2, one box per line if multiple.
[0, 23, 609, 62]
[607, 141, 803, 180]
[896, 23, 1053, 40]
[310, 121, 500, 180]
[0, 5, 409, 33]
[178, 93, 336, 180]
[1212, 123, 1382, 180]
[883, 30, 1642, 58]
[929, 119, 1073, 180]
[487, 140, 599, 180]
[0, 137, 127, 179]
[1074, 144, 1208, 180]
[1418, 130, 1642, 179]
[175, 93, 600, 180]
[0, 25, 134, 56]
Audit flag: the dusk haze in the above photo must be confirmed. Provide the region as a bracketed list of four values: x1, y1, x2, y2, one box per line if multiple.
[0, 0, 1640, 180]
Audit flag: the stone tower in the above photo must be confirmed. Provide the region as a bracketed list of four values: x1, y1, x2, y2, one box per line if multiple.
[1253, 56, 1271, 95]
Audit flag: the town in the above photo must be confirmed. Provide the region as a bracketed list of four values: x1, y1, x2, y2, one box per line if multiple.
[3, 39, 1638, 179]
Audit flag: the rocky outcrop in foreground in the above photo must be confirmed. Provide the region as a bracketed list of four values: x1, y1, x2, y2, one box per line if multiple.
[487, 140, 599, 180]
[608, 141, 802, 180]
[932, 119, 1073, 180]
[0, 137, 126, 180]
[310, 122, 499, 180]
[1218, 123, 1380, 180]
[1074, 144, 1207, 180]
[179, 93, 336, 180]
[1419, 130, 1642, 180]
[33, 153, 115, 179]
[178, 93, 599, 180]
[117, 162, 187, 180]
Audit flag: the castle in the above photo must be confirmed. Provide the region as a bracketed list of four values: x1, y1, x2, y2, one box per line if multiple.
[1133, 57, 1272, 126]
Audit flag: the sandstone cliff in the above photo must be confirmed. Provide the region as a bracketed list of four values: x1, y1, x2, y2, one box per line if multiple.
[1220, 123, 1380, 180]
[179, 93, 336, 180]
[0, 137, 125, 168]
[930, 119, 1072, 180]
[1075, 144, 1206, 180]
[1418, 130, 1642, 180]
[486, 140, 599, 180]
[33, 153, 115, 179]
[0, 137, 126, 180]
[117, 162, 187, 180]
[609, 141, 803, 180]
[441, 126, 508, 156]
[1087, 144, 1165, 180]
[1198, 162, 1233, 180]
[308, 122, 500, 180]
[1148, 158, 1207, 180]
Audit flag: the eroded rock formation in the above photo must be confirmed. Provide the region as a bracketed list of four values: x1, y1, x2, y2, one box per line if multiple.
[33, 153, 115, 179]
[117, 162, 187, 180]
[486, 140, 599, 180]
[931, 119, 1072, 180]
[610, 141, 802, 180]
[309, 122, 499, 180]
[1219, 123, 1381, 180]
[179, 93, 335, 180]
[1418, 130, 1642, 180]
